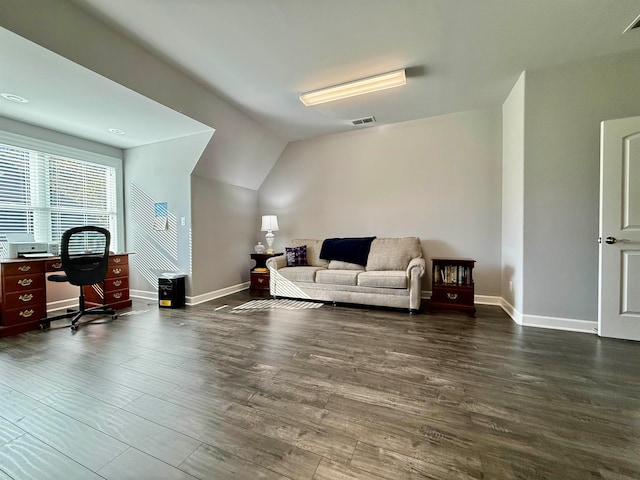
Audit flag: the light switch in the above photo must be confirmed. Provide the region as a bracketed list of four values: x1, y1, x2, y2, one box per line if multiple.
[180, 217, 186, 226]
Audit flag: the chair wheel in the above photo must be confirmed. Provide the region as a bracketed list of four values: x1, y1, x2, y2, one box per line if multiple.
[112, 314, 118, 320]
[39, 321, 50, 330]
[70, 324, 78, 331]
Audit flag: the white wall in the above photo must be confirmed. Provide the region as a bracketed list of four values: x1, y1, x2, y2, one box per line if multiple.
[501, 72, 525, 318]
[124, 132, 213, 296]
[523, 49, 640, 323]
[259, 108, 503, 296]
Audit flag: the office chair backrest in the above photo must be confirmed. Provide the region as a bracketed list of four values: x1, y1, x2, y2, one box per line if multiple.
[60, 226, 111, 286]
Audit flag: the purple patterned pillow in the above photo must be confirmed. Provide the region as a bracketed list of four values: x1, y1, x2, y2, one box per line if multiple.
[285, 245, 307, 267]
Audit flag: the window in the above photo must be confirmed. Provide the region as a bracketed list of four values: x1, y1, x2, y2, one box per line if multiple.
[0, 142, 119, 258]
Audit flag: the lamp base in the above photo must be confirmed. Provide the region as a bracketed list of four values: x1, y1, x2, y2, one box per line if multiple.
[265, 230, 275, 255]
[266, 249, 275, 254]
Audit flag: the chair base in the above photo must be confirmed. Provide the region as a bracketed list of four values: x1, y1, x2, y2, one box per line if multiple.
[40, 304, 117, 331]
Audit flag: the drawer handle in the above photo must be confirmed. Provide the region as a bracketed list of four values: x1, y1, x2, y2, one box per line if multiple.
[113, 257, 121, 263]
[19, 293, 34, 302]
[52, 262, 62, 269]
[18, 278, 33, 287]
[113, 280, 122, 287]
[20, 309, 35, 318]
[113, 292, 123, 299]
[446, 293, 458, 300]
[18, 265, 31, 272]
[257, 277, 264, 284]
[112, 268, 122, 275]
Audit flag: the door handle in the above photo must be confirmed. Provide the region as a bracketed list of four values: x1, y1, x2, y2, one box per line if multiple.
[605, 236, 630, 244]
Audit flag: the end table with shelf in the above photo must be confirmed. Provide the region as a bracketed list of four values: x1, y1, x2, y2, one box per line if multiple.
[250, 252, 282, 294]
[431, 257, 476, 316]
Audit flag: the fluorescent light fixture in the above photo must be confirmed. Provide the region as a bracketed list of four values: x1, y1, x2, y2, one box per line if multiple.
[300, 69, 406, 106]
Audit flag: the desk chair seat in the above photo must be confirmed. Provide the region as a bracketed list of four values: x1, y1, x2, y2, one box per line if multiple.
[41, 226, 117, 331]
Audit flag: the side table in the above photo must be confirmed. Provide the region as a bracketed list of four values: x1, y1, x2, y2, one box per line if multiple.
[431, 257, 476, 316]
[250, 252, 283, 294]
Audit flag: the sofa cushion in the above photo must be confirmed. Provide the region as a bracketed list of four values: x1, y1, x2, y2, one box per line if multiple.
[365, 237, 422, 271]
[278, 266, 326, 283]
[328, 260, 364, 271]
[291, 239, 328, 267]
[285, 245, 307, 266]
[315, 269, 360, 286]
[357, 271, 407, 289]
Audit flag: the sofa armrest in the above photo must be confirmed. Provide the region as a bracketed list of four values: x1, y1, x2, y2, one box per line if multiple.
[406, 257, 425, 278]
[266, 256, 287, 271]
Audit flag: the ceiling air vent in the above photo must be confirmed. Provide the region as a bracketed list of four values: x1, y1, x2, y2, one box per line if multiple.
[352, 116, 376, 126]
[624, 13, 640, 33]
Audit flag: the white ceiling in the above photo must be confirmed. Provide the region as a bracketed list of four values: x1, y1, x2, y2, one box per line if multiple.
[0, 27, 211, 149]
[72, 0, 640, 142]
[1, 1, 640, 147]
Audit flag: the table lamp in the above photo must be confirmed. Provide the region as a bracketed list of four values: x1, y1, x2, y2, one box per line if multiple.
[261, 215, 279, 254]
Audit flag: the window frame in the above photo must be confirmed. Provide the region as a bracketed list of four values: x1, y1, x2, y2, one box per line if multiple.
[0, 128, 124, 253]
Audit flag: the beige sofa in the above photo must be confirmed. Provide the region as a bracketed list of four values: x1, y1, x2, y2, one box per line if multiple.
[266, 237, 425, 313]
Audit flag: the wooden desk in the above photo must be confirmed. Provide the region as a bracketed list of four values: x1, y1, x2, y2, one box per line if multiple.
[0, 254, 132, 337]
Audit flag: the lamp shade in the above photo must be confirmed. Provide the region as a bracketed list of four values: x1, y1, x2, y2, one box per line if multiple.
[261, 215, 279, 232]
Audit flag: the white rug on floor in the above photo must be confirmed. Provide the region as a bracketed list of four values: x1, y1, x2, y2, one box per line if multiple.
[232, 299, 323, 311]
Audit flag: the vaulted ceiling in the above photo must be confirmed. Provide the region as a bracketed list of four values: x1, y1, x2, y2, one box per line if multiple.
[72, 0, 640, 141]
[1, 1, 640, 150]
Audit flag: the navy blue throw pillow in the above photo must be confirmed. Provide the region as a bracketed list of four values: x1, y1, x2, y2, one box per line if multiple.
[285, 245, 307, 266]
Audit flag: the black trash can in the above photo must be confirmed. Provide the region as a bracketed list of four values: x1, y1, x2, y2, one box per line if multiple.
[159, 273, 186, 308]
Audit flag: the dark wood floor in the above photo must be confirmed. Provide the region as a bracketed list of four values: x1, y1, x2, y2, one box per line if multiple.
[1, 292, 640, 479]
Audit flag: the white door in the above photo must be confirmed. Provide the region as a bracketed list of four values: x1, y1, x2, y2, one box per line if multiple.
[598, 116, 640, 340]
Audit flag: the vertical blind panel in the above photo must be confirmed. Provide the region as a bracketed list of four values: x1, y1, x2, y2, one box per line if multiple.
[0, 142, 118, 257]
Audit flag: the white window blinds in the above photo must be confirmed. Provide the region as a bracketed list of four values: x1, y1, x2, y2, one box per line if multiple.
[0, 142, 118, 257]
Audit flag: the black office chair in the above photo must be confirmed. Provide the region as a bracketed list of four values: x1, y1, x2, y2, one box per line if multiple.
[41, 226, 117, 331]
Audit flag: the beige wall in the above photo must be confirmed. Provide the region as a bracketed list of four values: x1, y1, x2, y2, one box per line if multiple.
[523, 49, 640, 322]
[259, 108, 503, 296]
[501, 72, 525, 315]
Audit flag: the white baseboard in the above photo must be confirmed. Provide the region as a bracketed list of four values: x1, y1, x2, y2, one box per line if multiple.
[130, 289, 157, 301]
[131, 283, 250, 306]
[500, 298, 523, 324]
[187, 282, 250, 306]
[46, 298, 78, 313]
[521, 314, 597, 334]
[499, 298, 595, 334]
[474, 294, 502, 306]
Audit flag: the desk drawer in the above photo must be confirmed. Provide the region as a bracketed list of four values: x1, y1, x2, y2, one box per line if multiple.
[46, 259, 64, 271]
[104, 277, 129, 292]
[109, 255, 128, 266]
[2, 262, 44, 277]
[104, 289, 129, 304]
[2, 304, 46, 326]
[2, 273, 45, 293]
[3, 289, 45, 310]
[106, 265, 128, 278]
